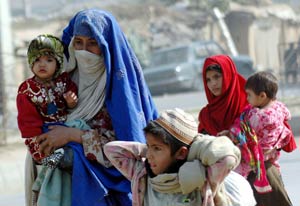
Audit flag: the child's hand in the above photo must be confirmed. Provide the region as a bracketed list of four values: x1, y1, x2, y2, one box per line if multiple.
[63, 91, 78, 108]
[217, 130, 230, 137]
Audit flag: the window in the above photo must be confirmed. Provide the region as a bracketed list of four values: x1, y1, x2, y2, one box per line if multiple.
[151, 47, 189, 66]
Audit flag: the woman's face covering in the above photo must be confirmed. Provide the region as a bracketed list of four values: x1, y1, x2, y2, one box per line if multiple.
[206, 69, 223, 97]
[73, 36, 102, 55]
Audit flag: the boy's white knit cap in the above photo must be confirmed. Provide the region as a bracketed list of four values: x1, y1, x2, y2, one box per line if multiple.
[155, 108, 198, 145]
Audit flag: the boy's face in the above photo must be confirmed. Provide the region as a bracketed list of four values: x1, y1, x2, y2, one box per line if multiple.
[32, 55, 57, 80]
[146, 133, 178, 175]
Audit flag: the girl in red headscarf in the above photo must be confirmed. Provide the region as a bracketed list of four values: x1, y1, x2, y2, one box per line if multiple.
[197, 55, 258, 206]
[198, 54, 248, 136]
[199, 56, 294, 206]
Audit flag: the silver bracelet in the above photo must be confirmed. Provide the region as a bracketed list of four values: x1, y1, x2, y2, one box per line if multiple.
[41, 148, 65, 169]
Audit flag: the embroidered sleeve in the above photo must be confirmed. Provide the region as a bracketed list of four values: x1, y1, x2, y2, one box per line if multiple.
[25, 136, 45, 162]
[104, 141, 147, 181]
[81, 129, 115, 167]
[81, 106, 121, 167]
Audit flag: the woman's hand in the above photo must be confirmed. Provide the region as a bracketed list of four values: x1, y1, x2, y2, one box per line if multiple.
[217, 130, 230, 137]
[36, 125, 83, 155]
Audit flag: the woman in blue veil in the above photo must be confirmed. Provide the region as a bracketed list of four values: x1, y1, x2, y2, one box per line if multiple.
[36, 8, 158, 206]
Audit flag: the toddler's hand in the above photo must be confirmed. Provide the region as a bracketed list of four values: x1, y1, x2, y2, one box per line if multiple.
[64, 91, 78, 108]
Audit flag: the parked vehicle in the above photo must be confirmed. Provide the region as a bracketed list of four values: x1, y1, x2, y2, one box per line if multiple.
[143, 41, 255, 96]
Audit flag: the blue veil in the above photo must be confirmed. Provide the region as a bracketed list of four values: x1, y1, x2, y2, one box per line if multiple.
[62, 8, 158, 143]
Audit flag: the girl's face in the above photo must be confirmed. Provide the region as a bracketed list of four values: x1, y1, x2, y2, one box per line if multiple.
[32, 55, 57, 80]
[73, 36, 102, 55]
[146, 134, 177, 175]
[205, 69, 223, 96]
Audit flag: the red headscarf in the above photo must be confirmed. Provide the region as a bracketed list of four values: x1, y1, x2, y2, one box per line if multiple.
[198, 55, 248, 135]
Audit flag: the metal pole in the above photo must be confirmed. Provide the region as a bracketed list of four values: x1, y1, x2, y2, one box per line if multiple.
[213, 7, 239, 57]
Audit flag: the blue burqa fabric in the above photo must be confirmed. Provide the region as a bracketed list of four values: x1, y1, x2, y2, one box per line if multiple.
[70, 142, 132, 206]
[61, 8, 158, 206]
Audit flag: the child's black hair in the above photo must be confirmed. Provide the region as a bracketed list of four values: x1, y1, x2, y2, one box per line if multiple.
[245, 71, 278, 99]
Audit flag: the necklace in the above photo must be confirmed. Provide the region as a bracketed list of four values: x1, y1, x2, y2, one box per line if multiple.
[34, 76, 58, 115]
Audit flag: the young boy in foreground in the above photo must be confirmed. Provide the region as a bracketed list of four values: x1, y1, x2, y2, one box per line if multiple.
[104, 108, 251, 206]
